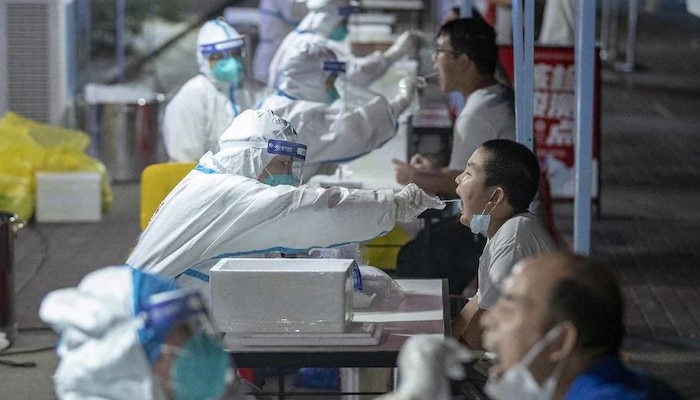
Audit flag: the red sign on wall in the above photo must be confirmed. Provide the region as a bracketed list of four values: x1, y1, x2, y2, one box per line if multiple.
[498, 46, 600, 200]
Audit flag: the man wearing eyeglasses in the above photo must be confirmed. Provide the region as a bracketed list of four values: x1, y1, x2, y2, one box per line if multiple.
[393, 17, 515, 196]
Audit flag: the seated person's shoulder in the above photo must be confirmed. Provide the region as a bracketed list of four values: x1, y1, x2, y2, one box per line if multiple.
[566, 356, 684, 400]
[497, 213, 556, 250]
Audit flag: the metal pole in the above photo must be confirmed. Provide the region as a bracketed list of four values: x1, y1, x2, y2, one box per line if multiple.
[460, 0, 473, 18]
[0, 213, 19, 348]
[600, 0, 612, 60]
[610, 0, 620, 62]
[523, 0, 534, 150]
[115, 0, 126, 82]
[574, 0, 596, 255]
[616, 0, 639, 72]
[512, 0, 535, 150]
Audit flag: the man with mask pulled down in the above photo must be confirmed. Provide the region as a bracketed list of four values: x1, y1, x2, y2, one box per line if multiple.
[480, 252, 682, 400]
[452, 139, 556, 349]
[259, 39, 418, 176]
[127, 109, 444, 301]
[39, 265, 258, 400]
[163, 19, 267, 162]
[268, 0, 418, 88]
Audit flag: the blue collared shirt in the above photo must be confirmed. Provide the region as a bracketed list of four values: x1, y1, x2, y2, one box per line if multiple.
[564, 355, 682, 400]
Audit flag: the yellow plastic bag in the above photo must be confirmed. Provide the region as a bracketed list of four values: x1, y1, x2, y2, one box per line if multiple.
[0, 124, 46, 221]
[0, 112, 90, 152]
[0, 112, 113, 218]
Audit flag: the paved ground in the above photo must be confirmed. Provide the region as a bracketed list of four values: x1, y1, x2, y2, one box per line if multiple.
[1, 2, 699, 399]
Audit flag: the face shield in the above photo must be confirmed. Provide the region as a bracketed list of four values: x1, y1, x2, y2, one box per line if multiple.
[275, 40, 339, 103]
[141, 289, 231, 400]
[260, 139, 307, 186]
[198, 19, 247, 87]
[201, 39, 246, 87]
[328, 4, 357, 41]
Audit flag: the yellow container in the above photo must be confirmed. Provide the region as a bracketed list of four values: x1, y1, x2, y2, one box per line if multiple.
[140, 162, 196, 230]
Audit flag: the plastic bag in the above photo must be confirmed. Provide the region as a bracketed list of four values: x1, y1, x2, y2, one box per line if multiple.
[356, 265, 406, 310]
[0, 123, 46, 221]
[0, 112, 114, 217]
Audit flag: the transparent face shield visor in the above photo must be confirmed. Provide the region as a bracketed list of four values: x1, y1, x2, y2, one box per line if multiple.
[200, 35, 248, 85]
[142, 289, 220, 344]
[143, 290, 232, 400]
[265, 139, 308, 186]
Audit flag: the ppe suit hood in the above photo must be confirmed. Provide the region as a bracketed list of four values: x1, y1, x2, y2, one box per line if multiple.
[296, 0, 350, 36]
[39, 266, 179, 400]
[197, 19, 245, 81]
[275, 39, 338, 103]
[198, 109, 299, 178]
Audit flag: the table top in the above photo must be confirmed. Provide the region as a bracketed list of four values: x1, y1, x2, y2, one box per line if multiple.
[223, 279, 449, 368]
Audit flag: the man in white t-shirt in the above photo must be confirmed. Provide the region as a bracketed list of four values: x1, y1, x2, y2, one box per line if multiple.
[393, 17, 515, 197]
[393, 17, 515, 295]
[452, 139, 556, 349]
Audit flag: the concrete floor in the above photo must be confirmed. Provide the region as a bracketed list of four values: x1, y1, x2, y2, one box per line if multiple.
[2, 2, 700, 399]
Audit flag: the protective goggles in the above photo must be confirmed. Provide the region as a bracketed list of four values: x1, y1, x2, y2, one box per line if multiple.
[266, 139, 307, 186]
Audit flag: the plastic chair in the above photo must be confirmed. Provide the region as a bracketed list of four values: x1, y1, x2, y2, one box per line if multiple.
[362, 226, 413, 271]
[139, 162, 197, 230]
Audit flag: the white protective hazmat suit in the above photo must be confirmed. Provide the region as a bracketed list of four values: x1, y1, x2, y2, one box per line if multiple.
[38, 266, 179, 400]
[259, 39, 418, 175]
[39, 266, 257, 400]
[267, 0, 417, 88]
[163, 19, 268, 162]
[253, 0, 309, 83]
[127, 109, 443, 301]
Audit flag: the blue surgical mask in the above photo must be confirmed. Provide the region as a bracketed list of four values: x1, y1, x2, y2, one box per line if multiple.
[263, 174, 297, 186]
[469, 193, 498, 236]
[328, 25, 348, 41]
[212, 57, 243, 86]
[170, 333, 229, 400]
[327, 86, 340, 103]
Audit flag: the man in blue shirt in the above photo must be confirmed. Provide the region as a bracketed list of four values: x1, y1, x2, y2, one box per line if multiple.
[480, 252, 682, 400]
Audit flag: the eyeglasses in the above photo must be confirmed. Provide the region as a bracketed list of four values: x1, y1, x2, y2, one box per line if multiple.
[432, 47, 465, 61]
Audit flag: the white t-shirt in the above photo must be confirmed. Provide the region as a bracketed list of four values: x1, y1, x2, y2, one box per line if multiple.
[477, 213, 557, 309]
[448, 84, 516, 171]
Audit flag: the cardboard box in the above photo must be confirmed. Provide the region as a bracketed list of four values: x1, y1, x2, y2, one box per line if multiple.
[210, 258, 355, 334]
[35, 172, 101, 223]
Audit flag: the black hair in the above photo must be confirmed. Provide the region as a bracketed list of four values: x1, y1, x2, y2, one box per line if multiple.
[547, 256, 625, 355]
[437, 17, 497, 75]
[481, 139, 539, 213]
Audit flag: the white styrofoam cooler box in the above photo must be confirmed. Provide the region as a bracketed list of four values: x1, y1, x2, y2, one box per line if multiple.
[35, 172, 101, 223]
[210, 258, 356, 334]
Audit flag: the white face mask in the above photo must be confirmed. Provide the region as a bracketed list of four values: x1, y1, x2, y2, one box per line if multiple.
[469, 192, 498, 236]
[485, 325, 564, 400]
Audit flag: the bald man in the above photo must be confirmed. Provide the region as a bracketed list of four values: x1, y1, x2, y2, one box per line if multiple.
[480, 252, 681, 400]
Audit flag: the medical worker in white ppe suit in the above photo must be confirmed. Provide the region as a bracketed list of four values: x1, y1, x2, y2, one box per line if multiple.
[268, 0, 418, 88]
[127, 109, 445, 301]
[39, 266, 258, 400]
[163, 18, 267, 162]
[259, 39, 418, 176]
[253, 0, 309, 83]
